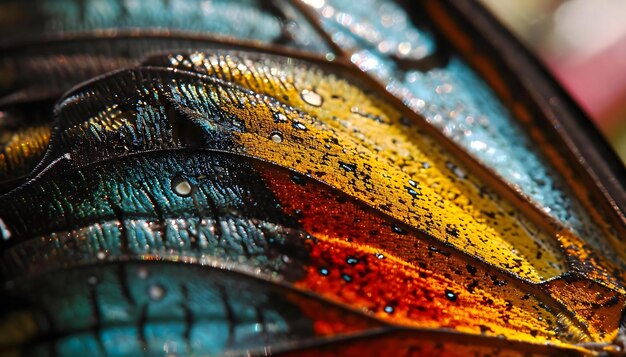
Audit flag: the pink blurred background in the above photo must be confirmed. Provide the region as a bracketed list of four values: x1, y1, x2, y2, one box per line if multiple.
[482, 0, 626, 163]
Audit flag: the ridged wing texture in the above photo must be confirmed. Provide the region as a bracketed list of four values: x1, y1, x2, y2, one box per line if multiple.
[0, 1, 624, 357]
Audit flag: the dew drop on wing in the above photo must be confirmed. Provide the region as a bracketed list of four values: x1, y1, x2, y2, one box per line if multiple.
[300, 89, 323, 107]
[270, 131, 284, 143]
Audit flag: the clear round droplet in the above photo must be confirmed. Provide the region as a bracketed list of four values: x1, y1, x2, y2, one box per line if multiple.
[301, 89, 323, 107]
[148, 284, 166, 301]
[137, 267, 149, 279]
[445, 289, 458, 302]
[293, 121, 307, 131]
[172, 176, 192, 197]
[270, 131, 284, 143]
[274, 112, 288, 123]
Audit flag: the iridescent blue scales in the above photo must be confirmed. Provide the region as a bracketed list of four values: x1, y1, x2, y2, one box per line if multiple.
[11, 262, 383, 356]
[0, 0, 329, 107]
[0, 1, 625, 357]
[0, 0, 328, 50]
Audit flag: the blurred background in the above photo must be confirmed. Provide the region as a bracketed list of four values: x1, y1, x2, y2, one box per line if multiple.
[481, 0, 626, 163]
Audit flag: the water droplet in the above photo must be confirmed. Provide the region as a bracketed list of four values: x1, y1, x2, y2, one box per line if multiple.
[346, 256, 359, 265]
[292, 121, 308, 130]
[445, 289, 458, 302]
[270, 131, 283, 143]
[300, 89, 323, 107]
[375, 253, 385, 259]
[319, 268, 329, 276]
[148, 284, 166, 301]
[407, 187, 420, 197]
[408, 179, 417, 187]
[339, 161, 357, 172]
[96, 251, 106, 260]
[137, 267, 149, 279]
[273, 112, 288, 123]
[342, 274, 352, 282]
[391, 225, 405, 234]
[172, 176, 192, 197]
[384, 305, 394, 314]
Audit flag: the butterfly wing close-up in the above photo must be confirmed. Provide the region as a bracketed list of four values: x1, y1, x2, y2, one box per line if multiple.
[0, 0, 625, 356]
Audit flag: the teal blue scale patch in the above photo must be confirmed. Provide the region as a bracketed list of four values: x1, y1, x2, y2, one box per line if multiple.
[11, 263, 331, 356]
[0, 151, 313, 281]
[2, 0, 330, 52]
